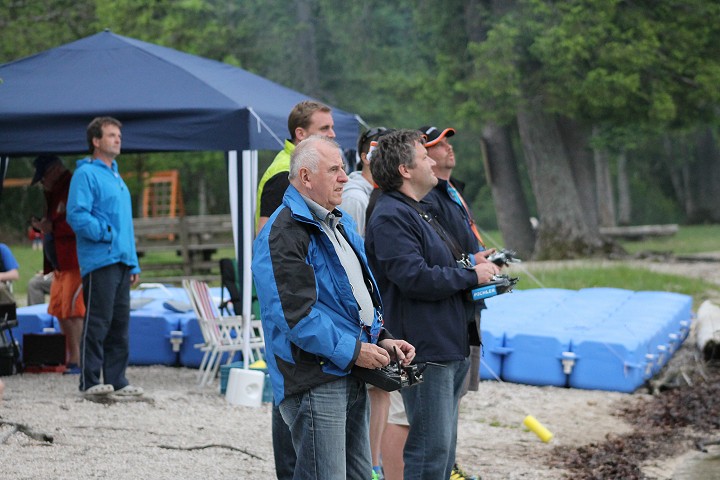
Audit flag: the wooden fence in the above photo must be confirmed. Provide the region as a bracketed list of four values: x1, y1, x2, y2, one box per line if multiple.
[133, 214, 234, 283]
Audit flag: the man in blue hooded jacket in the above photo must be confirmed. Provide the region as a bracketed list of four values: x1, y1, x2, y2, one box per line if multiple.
[253, 135, 415, 479]
[67, 116, 142, 397]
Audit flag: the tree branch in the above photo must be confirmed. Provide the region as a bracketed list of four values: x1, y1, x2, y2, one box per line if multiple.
[157, 443, 263, 460]
[0, 420, 54, 444]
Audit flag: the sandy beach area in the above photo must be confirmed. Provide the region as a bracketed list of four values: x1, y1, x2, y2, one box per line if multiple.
[4, 346, 715, 480]
[1, 362, 636, 480]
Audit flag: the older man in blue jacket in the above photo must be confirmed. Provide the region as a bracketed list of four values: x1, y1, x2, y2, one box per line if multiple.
[253, 135, 415, 480]
[365, 130, 499, 480]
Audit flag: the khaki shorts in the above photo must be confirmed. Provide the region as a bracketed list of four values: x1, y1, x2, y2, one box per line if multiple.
[48, 269, 85, 320]
[387, 390, 409, 426]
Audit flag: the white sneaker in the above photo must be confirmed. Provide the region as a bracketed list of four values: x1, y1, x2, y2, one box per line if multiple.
[84, 384, 114, 395]
[114, 385, 144, 396]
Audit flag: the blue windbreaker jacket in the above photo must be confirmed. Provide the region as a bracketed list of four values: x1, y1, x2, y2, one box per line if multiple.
[66, 158, 140, 277]
[252, 185, 388, 405]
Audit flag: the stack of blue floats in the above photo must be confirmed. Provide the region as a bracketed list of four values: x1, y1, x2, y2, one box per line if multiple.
[480, 288, 693, 392]
[12, 286, 692, 393]
[12, 286, 225, 369]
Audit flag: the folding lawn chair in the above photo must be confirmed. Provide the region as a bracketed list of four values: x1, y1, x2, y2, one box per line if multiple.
[182, 279, 264, 387]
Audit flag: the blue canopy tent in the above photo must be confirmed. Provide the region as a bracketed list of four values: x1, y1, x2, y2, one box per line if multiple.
[0, 30, 362, 364]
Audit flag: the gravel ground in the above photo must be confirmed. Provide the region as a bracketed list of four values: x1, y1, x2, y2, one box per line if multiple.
[1, 364, 633, 479]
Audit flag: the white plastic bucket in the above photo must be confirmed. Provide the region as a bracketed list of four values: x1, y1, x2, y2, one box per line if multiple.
[225, 368, 264, 408]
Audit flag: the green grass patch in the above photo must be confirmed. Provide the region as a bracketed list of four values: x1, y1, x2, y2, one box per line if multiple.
[618, 224, 720, 255]
[4, 244, 44, 303]
[477, 229, 504, 250]
[515, 265, 719, 306]
[481, 224, 720, 256]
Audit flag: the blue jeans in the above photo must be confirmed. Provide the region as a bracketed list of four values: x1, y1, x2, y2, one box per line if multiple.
[279, 376, 371, 480]
[273, 402, 296, 479]
[79, 263, 132, 392]
[401, 358, 470, 479]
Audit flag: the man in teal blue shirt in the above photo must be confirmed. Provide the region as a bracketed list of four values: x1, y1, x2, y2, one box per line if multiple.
[67, 116, 142, 398]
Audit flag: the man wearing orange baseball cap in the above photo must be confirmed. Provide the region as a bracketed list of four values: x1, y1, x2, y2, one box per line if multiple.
[421, 125, 494, 480]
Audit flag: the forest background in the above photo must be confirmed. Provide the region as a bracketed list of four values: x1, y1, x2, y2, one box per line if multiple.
[1, 0, 719, 260]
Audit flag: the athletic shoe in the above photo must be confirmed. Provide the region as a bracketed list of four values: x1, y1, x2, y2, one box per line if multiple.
[84, 384, 114, 395]
[450, 463, 480, 480]
[371, 466, 384, 480]
[114, 385, 144, 396]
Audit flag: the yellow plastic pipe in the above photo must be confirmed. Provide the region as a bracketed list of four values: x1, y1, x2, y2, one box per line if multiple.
[523, 415, 554, 443]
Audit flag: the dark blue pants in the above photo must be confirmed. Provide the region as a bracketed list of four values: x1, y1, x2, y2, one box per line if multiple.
[79, 263, 132, 392]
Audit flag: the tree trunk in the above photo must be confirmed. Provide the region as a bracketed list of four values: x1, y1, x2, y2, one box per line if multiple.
[481, 121, 535, 258]
[681, 159, 695, 220]
[696, 300, 720, 361]
[294, 0, 320, 97]
[594, 146, 616, 227]
[689, 128, 720, 223]
[616, 150, 632, 225]
[464, 0, 485, 42]
[557, 118, 598, 230]
[466, 0, 535, 256]
[663, 134, 686, 212]
[516, 98, 611, 259]
[198, 175, 207, 216]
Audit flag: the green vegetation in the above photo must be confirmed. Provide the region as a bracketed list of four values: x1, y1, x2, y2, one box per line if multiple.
[481, 224, 720, 256]
[5, 225, 718, 308]
[515, 265, 719, 307]
[618, 224, 720, 255]
[6, 244, 44, 304]
[2, 0, 720, 243]
[5, 244, 238, 304]
[480, 224, 720, 305]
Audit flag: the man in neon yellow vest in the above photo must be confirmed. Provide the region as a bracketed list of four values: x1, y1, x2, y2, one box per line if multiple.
[254, 100, 335, 480]
[255, 100, 336, 234]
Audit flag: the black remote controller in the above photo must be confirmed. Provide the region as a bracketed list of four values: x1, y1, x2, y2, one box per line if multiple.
[351, 365, 408, 391]
[487, 249, 521, 267]
[351, 360, 429, 392]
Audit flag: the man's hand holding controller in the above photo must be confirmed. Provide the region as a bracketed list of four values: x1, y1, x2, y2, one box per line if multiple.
[472, 262, 500, 285]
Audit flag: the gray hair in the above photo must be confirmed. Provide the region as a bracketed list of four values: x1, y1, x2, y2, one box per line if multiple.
[370, 129, 424, 192]
[289, 135, 341, 179]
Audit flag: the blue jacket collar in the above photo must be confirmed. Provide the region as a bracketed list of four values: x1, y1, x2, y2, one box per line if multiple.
[284, 184, 345, 226]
